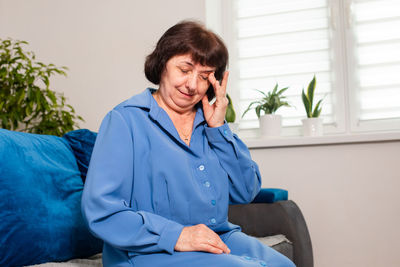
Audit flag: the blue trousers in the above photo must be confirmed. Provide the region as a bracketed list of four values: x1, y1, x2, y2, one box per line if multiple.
[129, 231, 295, 267]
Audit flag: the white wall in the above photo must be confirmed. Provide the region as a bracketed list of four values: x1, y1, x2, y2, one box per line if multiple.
[1, 1, 400, 267]
[0, 0, 205, 131]
[251, 141, 400, 267]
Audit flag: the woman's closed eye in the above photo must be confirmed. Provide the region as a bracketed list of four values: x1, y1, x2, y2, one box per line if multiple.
[178, 66, 211, 81]
[180, 68, 190, 74]
[200, 75, 209, 81]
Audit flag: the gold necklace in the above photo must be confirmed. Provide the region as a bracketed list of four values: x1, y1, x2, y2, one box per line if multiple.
[180, 127, 192, 143]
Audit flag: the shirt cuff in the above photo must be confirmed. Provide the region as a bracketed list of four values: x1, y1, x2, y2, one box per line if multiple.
[158, 220, 185, 254]
[204, 123, 234, 143]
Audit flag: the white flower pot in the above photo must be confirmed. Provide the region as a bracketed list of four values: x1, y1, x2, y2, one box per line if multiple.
[259, 114, 282, 137]
[302, 117, 323, 136]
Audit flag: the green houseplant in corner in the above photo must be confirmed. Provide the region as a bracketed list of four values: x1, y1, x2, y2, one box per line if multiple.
[0, 38, 83, 136]
[301, 75, 323, 136]
[242, 83, 290, 137]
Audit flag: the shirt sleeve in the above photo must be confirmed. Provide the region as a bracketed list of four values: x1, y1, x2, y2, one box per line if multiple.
[81, 110, 184, 255]
[204, 123, 262, 204]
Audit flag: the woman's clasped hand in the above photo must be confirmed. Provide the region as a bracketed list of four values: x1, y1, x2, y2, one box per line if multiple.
[174, 224, 231, 254]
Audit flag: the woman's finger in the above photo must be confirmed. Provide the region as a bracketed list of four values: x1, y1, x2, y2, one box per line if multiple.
[207, 238, 218, 247]
[209, 73, 224, 99]
[208, 237, 230, 254]
[208, 72, 219, 92]
[218, 240, 230, 254]
[219, 71, 229, 96]
[199, 244, 224, 254]
[205, 234, 230, 254]
[213, 71, 229, 99]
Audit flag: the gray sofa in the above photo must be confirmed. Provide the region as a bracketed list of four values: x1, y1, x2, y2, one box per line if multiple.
[229, 200, 313, 267]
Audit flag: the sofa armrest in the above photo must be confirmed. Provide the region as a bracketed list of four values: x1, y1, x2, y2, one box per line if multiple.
[228, 200, 313, 267]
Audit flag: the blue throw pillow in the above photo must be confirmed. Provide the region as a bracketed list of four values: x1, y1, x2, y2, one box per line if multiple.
[0, 129, 102, 267]
[252, 188, 289, 203]
[63, 129, 97, 183]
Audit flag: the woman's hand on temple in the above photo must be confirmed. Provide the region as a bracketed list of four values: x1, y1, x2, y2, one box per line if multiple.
[202, 71, 229, 128]
[174, 224, 231, 254]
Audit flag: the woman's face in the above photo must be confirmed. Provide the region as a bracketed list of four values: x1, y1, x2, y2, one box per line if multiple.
[158, 54, 216, 112]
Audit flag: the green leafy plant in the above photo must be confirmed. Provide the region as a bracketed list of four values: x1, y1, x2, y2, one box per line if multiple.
[242, 83, 290, 118]
[302, 75, 323, 118]
[225, 93, 236, 123]
[0, 38, 83, 136]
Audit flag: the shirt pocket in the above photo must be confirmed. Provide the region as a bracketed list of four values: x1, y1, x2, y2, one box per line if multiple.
[153, 176, 172, 219]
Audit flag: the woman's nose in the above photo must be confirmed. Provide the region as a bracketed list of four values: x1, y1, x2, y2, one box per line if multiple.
[186, 73, 197, 91]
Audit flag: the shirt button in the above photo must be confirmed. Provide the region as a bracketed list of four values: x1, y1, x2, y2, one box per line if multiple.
[204, 181, 210, 187]
[223, 130, 228, 136]
[210, 218, 216, 224]
[259, 261, 267, 266]
[198, 165, 205, 171]
[211, 200, 216, 206]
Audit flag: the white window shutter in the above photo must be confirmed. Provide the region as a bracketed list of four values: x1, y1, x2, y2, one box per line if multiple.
[350, 0, 400, 130]
[235, 0, 335, 130]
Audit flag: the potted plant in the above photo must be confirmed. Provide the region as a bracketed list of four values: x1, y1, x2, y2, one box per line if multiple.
[242, 83, 290, 137]
[301, 75, 323, 136]
[0, 38, 83, 136]
[225, 93, 238, 133]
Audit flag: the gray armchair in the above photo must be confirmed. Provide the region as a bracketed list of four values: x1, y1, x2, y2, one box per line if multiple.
[229, 192, 313, 267]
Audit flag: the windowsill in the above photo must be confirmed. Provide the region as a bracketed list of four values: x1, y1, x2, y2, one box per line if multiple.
[242, 131, 400, 149]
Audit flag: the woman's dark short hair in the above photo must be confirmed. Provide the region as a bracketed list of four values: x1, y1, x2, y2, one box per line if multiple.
[145, 20, 228, 85]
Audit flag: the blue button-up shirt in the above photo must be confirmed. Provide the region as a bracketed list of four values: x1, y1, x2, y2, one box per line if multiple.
[82, 88, 261, 264]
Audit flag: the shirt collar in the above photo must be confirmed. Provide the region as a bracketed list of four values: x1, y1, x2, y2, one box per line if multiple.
[123, 88, 206, 128]
[193, 104, 206, 129]
[123, 87, 155, 109]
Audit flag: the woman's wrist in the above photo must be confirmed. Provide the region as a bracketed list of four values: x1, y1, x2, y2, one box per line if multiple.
[207, 121, 225, 128]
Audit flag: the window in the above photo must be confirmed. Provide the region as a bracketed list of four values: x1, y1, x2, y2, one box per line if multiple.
[348, 0, 400, 132]
[206, 0, 400, 138]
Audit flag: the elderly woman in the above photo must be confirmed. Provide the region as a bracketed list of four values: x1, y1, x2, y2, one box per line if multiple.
[82, 21, 295, 267]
